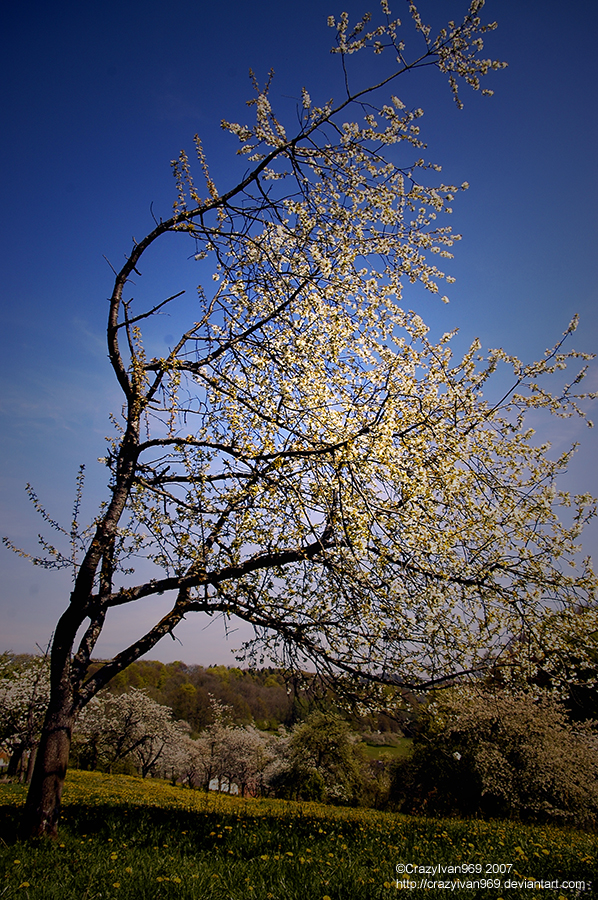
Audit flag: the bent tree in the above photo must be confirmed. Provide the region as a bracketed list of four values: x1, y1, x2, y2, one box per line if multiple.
[5, 1, 597, 836]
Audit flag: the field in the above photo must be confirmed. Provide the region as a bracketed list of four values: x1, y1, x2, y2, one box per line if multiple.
[0, 771, 596, 899]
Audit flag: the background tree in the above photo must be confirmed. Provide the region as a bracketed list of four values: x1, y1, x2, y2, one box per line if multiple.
[74, 687, 184, 777]
[0, 656, 49, 782]
[269, 711, 365, 803]
[163, 732, 206, 788]
[528, 607, 598, 721]
[198, 696, 234, 792]
[218, 725, 274, 798]
[4, 1, 596, 837]
[390, 688, 598, 825]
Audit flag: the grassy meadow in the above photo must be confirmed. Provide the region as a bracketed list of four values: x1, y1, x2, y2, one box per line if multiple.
[0, 771, 596, 899]
[360, 737, 413, 761]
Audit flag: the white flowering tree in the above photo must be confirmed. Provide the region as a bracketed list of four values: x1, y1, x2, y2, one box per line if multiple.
[6, 1, 597, 836]
[155, 697, 274, 795]
[176, 695, 272, 794]
[218, 725, 275, 797]
[160, 733, 206, 787]
[0, 657, 49, 782]
[74, 687, 186, 777]
[395, 689, 598, 824]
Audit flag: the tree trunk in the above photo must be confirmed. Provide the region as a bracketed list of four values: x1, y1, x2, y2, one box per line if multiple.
[25, 744, 38, 785]
[21, 702, 74, 838]
[7, 743, 24, 778]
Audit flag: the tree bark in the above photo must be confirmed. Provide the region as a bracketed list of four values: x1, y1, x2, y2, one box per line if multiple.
[21, 699, 74, 838]
[25, 744, 38, 785]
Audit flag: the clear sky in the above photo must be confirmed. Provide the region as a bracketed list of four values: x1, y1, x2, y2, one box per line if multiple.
[1, 0, 597, 665]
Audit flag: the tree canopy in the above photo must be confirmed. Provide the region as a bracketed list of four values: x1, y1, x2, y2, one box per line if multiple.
[4, 0, 597, 836]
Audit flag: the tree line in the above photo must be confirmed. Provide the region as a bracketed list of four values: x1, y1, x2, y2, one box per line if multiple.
[86, 657, 403, 733]
[2, 653, 597, 826]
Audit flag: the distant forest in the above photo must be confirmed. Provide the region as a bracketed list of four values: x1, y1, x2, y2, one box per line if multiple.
[87, 659, 403, 736]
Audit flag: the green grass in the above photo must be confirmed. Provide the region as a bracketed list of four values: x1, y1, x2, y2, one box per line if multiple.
[361, 738, 413, 760]
[1, 771, 596, 899]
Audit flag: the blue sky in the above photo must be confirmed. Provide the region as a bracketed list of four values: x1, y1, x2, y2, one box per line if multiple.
[1, 0, 597, 665]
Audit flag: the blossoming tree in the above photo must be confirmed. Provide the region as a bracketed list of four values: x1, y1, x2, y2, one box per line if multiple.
[74, 687, 186, 778]
[6, 1, 596, 836]
[0, 657, 49, 782]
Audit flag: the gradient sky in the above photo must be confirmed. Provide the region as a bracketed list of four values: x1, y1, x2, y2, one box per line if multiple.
[1, 0, 597, 666]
